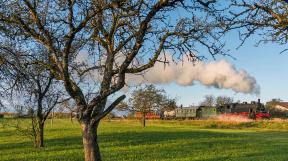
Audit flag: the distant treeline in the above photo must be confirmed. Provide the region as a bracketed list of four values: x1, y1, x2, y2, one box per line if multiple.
[0, 112, 74, 119]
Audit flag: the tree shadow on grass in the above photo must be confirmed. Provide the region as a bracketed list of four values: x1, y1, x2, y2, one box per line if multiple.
[1, 129, 288, 161]
[99, 130, 288, 161]
[0, 136, 83, 161]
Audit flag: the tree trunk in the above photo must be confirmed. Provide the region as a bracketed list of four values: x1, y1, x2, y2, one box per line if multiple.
[51, 111, 53, 125]
[36, 122, 44, 147]
[70, 112, 73, 123]
[81, 121, 101, 161]
[142, 113, 146, 127]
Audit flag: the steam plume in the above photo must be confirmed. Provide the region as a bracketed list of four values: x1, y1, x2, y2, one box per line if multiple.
[75, 51, 259, 94]
[126, 55, 259, 94]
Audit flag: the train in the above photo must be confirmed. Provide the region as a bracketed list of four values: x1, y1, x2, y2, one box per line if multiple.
[134, 99, 271, 120]
[165, 106, 218, 119]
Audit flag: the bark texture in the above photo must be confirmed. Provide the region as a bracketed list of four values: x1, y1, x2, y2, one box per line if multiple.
[38, 122, 44, 147]
[81, 122, 101, 161]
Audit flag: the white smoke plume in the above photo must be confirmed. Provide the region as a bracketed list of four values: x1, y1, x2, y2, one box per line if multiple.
[75, 51, 259, 94]
[126, 55, 260, 94]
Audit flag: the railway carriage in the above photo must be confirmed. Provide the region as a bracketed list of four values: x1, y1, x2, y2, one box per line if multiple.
[174, 106, 217, 119]
[175, 107, 198, 119]
[196, 106, 217, 118]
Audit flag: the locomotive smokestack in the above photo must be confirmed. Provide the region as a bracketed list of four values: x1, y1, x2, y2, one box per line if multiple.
[257, 99, 261, 109]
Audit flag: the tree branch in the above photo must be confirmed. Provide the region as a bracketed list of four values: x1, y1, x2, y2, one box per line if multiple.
[93, 94, 126, 123]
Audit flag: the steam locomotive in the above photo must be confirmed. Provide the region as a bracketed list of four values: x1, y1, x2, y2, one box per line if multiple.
[217, 99, 270, 119]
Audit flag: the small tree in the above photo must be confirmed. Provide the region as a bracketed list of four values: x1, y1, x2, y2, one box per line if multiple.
[116, 91, 177, 121]
[16, 75, 60, 148]
[129, 85, 164, 127]
[0, 47, 61, 147]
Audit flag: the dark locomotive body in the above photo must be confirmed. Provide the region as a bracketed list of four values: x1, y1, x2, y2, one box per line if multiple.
[218, 99, 270, 119]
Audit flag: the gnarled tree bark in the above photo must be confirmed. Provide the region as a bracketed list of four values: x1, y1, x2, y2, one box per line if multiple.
[81, 121, 101, 161]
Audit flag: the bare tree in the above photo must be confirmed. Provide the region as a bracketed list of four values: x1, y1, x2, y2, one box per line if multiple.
[0, 44, 60, 148]
[0, 1, 230, 160]
[227, 0, 288, 52]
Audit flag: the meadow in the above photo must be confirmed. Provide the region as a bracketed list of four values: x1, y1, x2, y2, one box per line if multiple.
[1, 119, 288, 161]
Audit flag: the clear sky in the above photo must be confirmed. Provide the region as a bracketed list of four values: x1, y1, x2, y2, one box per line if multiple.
[155, 32, 288, 106]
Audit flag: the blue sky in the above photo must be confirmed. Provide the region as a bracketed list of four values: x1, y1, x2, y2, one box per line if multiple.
[156, 33, 288, 106]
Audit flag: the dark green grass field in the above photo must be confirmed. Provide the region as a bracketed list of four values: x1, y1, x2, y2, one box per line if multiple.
[1, 119, 288, 161]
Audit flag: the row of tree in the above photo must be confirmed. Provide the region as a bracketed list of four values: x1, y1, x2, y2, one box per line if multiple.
[0, 1, 287, 161]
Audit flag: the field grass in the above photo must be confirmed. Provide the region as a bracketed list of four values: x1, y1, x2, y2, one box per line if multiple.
[1, 119, 288, 161]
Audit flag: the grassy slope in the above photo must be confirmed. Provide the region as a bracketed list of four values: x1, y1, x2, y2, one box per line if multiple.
[0, 119, 288, 161]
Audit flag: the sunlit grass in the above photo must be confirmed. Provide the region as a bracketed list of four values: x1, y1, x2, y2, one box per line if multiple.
[1, 118, 288, 161]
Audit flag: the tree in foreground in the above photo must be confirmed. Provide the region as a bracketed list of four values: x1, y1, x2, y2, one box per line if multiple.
[0, 1, 230, 160]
